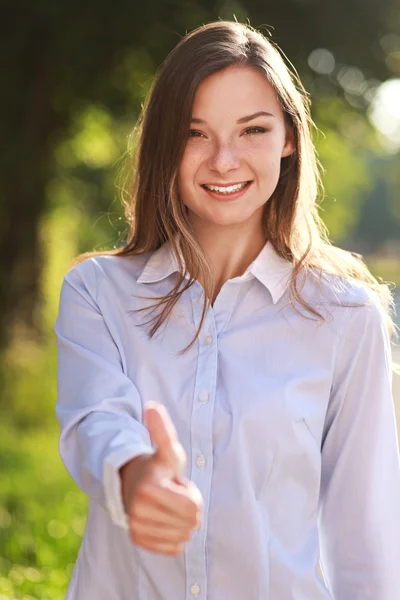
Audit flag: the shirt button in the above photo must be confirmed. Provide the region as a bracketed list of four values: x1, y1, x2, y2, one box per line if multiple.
[191, 583, 201, 595]
[196, 455, 206, 468]
[204, 335, 213, 345]
[199, 391, 209, 403]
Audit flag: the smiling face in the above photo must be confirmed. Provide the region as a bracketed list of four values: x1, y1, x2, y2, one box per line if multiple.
[178, 65, 295, 234]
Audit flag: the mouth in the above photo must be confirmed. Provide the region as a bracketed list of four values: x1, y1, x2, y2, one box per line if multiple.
[201, 180, 252, 197]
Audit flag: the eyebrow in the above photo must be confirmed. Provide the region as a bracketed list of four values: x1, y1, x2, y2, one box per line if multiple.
[190, 111, 275, 125]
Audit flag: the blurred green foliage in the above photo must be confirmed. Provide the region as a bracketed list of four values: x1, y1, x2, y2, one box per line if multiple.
[0, 201, 87, 598]
[0, 427, 87, 599]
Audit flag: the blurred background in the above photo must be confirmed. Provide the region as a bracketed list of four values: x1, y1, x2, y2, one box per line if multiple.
[0, 1, 399, 598]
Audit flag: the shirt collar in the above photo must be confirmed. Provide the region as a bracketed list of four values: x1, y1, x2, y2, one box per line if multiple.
[137, 237, 293, 304]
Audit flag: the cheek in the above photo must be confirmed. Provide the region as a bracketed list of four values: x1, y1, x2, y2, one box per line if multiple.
[179, 150, 201, 183]
[178, 160, 192, 193]
[178, 156, 200, 205]
[245, 137, 285, 167]
[260, 138, 288, 170]
[247, 154, 281, 178]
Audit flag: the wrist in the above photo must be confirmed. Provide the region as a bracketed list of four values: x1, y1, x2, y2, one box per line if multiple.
[119, 454, 153, 508]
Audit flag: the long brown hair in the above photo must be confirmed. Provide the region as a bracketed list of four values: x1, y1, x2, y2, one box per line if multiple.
[72, 20, 398, 363]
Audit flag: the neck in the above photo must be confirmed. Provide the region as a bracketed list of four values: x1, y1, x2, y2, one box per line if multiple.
[187, 210, 267, 303]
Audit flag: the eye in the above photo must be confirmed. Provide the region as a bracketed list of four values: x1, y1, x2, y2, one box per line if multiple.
[243, 126, 268, 135]
[188, 130, 205, 138]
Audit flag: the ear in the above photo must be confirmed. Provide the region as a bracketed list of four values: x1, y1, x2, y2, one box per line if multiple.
[281, 127, 295, 158]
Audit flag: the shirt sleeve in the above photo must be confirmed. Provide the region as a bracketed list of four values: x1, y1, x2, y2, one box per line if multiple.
[318, 296, 400, 599]
[54, 258, 155, 529]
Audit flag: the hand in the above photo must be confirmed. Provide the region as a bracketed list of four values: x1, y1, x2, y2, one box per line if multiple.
[120, 401, 203, 555]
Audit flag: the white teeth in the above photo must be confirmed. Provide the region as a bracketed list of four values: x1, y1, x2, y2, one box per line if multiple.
[204, 182, 248, 194]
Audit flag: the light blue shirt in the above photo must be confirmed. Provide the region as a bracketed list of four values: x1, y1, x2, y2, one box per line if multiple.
[55, 239, 400, 600]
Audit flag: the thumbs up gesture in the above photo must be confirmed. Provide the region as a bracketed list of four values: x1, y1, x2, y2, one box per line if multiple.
[120, 402, 204, 555]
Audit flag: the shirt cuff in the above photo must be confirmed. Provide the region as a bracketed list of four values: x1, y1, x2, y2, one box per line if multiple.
[103, 445, 155, 529]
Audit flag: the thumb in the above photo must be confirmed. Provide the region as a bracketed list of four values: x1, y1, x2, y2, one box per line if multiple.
[144, 402, 186, 479]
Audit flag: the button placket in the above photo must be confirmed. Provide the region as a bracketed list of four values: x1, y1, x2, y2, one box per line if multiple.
[187, 284, 217, 600]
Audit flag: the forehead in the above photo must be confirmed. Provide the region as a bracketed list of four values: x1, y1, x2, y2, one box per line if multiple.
[191, 65, 283, 119]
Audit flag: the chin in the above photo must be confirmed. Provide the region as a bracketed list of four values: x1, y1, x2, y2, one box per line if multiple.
[187, 203, 263, 229]
[202, 213, 256, 228]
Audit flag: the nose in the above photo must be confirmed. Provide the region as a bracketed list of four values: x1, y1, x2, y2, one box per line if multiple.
[207, 141, 240, 174]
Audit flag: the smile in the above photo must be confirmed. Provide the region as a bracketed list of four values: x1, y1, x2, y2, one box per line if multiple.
[202, 181, 251, 195]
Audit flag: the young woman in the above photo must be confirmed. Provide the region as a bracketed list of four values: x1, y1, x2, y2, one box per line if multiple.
[55, 20, 400, 600]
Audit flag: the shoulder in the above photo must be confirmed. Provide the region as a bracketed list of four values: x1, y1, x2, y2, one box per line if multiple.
[314, 269, 390, 347]
[63, 252, 152, 294]
[90, 252, 151, 284]
[305, 267, 377, 306]
[298, 267, 387, 338]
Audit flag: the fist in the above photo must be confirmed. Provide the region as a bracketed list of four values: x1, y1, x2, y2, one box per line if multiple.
[120, 402, 203, 555]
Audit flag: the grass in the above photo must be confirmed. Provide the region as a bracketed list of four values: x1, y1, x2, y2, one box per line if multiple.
[0, 423, 86, 600]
